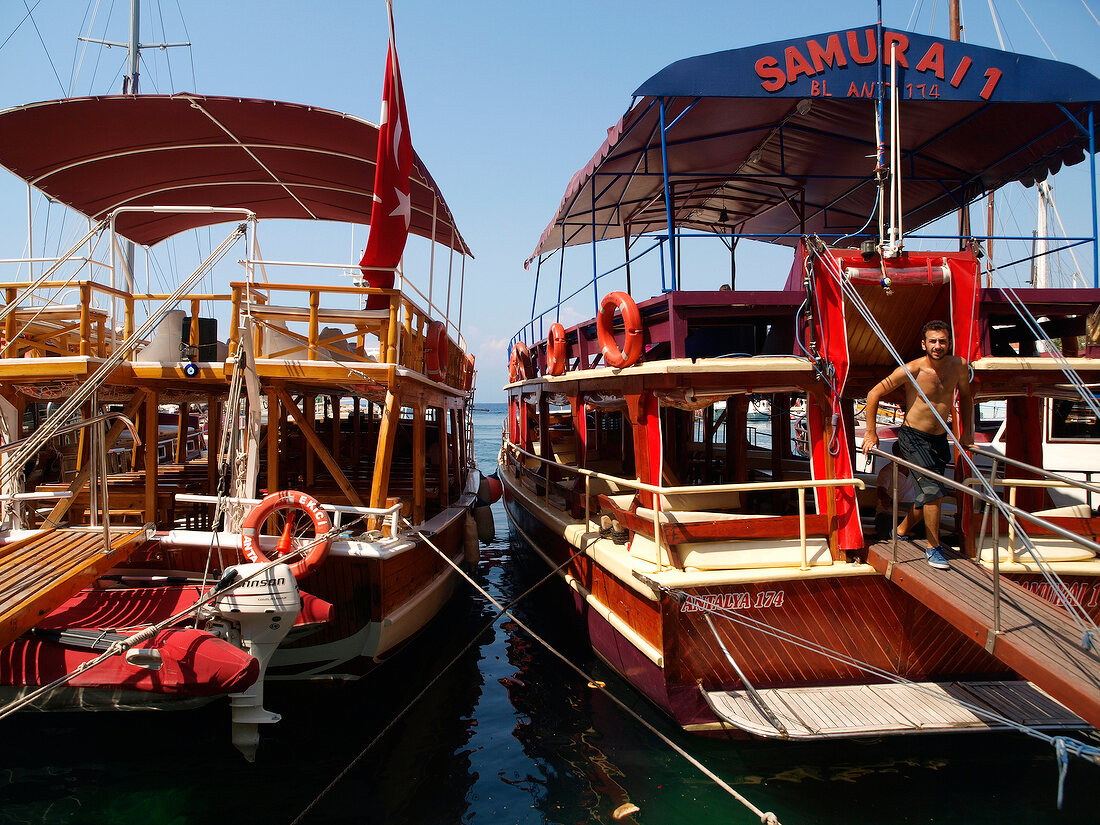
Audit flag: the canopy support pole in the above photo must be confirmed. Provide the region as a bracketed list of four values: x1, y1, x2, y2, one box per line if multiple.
[1090, 104, 1098, 287]
[556, 243, 565, 323]
[591, 185, 599, 317]
[530, 255, 542, 341]
[659, 98, 676, 291]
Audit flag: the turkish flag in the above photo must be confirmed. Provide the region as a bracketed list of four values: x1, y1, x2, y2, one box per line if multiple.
[360, 21, 412, 309]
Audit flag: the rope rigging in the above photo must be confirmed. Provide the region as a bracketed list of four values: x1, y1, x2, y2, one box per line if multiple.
[288, 496, 787, 825]
[657, 581, 1100, 808]
[495, 510, 783, 825]
[808, 236, 1100, 641]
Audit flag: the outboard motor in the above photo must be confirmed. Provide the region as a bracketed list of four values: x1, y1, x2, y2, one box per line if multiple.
[212, 562, 300, 760]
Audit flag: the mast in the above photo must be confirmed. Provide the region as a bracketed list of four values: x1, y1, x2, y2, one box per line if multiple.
[78, 0, 190, 296]
[125, 0, 140, 94]
[950, 0, 971, 249]
[123, 0, 140, 286]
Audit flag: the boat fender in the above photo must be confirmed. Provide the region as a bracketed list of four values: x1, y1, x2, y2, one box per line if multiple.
[509, 341, 534, 382]
[424, 320, 448, 381]
[596, 291, 643, 368]
[546, 322, 567, 376]
[464, 513, 480, 566]
[610, 518, 629, 544]
[240, 490, 331, 580]
[473, 503, 495, 544]
[477, 473, 503, 505]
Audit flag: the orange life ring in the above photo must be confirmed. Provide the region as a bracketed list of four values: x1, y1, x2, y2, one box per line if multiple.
[509, 341, 533, 382]
[596, 291, 643, 368]
[424, 320, 448, 381]
[461, 352, 476, 391]
[546, 323, 567, 376]
[240, 490, 332, 580]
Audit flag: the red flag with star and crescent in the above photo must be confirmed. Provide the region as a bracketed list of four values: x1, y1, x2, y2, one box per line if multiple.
[360, 11, 412, 309]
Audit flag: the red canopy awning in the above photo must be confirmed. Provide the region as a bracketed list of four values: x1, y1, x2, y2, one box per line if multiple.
[0, 93, 471, 255]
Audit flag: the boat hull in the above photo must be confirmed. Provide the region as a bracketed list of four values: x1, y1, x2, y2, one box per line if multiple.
[503, 474, 1097, 733]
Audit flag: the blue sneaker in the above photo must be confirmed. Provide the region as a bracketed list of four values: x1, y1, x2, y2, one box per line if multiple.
[925, 544, 950, 570]
[893, 529, 917, 543]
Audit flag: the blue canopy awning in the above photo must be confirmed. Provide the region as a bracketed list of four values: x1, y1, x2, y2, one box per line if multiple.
[529, 26, 1100, 263]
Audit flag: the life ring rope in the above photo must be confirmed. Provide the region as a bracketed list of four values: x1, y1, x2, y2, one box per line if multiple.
[240, 490, 332, 580]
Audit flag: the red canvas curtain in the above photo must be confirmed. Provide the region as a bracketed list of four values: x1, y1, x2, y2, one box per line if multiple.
[808, 245, 864, 552]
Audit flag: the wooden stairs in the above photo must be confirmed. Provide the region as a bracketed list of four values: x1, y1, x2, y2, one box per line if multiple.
[867, 539, 1100, 730]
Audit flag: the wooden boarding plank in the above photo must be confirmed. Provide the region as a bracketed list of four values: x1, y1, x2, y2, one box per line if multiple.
[867, 540, 1100, 729]
[0, 531, 97, 604]
[705, 680, 1085, 739]
[0, 527, 146, 650]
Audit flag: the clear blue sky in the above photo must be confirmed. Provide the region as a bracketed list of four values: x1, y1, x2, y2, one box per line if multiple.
[0, 1, 1098, 401]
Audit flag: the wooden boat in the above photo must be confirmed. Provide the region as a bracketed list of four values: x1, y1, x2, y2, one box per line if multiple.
[499, 26, 1100, 741]
[0, 37, 484, 755]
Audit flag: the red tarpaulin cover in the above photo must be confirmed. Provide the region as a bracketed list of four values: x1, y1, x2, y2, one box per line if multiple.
[806, 244, 864, 552]
[0, 95, 470, 255]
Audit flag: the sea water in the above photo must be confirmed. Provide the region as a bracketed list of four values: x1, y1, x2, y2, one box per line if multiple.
[0, 403, 1094, 824]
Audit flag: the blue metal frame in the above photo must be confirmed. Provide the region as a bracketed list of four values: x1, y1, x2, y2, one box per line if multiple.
[659, 98, 675, 291]
[1091, 105, 1098, 287]
[519, 26, 1100, 341]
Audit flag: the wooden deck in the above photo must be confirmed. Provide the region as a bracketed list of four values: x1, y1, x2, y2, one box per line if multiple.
[867, 539, 1100, 730]
[704, 680, 1084, 739]
[0, 527, 148, 650]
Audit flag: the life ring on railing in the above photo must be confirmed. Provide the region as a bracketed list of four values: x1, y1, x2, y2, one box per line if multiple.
[509, 341, 533, 382]
[793, 415, 810, 457]
[546, 322, 567, 376]
[461, 352, 476, 391]
[596, 291, 643, 368]
[240, 490, 332, 580]
[424, 320, 448, 381]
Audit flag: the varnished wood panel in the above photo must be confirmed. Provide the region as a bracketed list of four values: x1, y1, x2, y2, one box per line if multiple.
[0, 528, 147, 649]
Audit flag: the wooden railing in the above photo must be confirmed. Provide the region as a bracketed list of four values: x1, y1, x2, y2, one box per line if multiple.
[502, 437, 863, 572]
[1, 280, 136, 358]
[0, 274, 473, 392]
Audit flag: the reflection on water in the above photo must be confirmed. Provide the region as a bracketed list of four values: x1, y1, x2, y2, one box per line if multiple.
[0, 405, 1095, 824]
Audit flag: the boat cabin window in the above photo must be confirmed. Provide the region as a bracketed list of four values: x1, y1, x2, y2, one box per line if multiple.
[1048, 397, 1100, 442]
[660, 393, 811, 515]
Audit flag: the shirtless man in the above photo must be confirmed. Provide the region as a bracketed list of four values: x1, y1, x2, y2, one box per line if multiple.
[862, 320, 973, 569]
